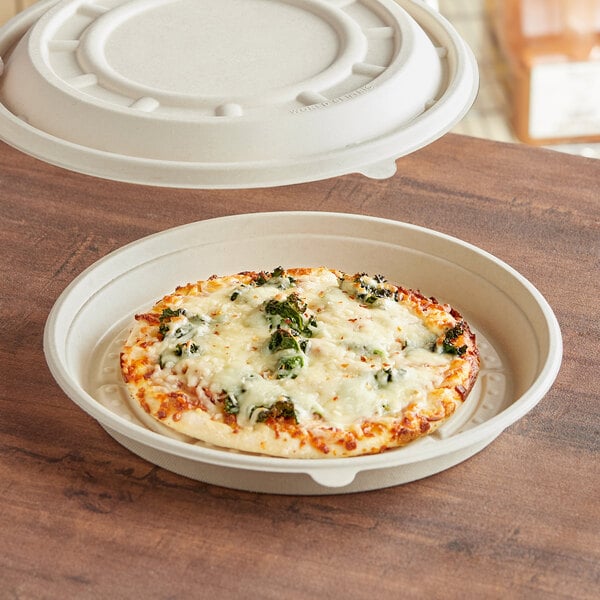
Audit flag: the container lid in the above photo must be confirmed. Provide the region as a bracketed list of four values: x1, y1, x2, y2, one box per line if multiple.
[43, 211, 563, 493]
[0, 0, 478, 188]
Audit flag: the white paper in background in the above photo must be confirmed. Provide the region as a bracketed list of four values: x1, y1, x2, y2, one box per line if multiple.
[529, 60, 600, 139]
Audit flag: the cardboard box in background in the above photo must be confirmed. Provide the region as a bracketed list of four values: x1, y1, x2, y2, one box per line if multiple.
[1, 1, 38, 26]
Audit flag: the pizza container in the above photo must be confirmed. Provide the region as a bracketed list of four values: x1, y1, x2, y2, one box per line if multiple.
[0, 0, 477, 188]
[44, 212, 562, 494]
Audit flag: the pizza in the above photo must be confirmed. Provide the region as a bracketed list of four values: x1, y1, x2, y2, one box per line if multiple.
[120, 267, 479, 458]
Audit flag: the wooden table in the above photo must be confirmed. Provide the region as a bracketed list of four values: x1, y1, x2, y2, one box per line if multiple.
[1, 134, 598, 598]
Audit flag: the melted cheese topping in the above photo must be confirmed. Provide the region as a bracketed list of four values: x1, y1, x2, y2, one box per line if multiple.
[142, 269, 455, 429]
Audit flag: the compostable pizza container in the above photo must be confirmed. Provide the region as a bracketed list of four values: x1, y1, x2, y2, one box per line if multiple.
[43, 212, 563, 495]
[0, 0, 478, 188]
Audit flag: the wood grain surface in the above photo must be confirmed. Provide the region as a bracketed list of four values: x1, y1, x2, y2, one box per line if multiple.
[1, 134, 598, 599]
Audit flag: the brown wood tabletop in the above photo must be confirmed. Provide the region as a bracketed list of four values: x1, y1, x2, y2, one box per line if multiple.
[1, 133, 599, 599]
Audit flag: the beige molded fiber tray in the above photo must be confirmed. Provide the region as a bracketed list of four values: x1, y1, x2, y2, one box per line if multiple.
[0, 0, 478, 187]
[44, 212, 562, 494]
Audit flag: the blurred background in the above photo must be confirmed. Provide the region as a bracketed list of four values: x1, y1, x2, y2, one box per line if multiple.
[0, 0, 35, 29]
[2, 0, 599, 159]
[438, 0, 600, 159]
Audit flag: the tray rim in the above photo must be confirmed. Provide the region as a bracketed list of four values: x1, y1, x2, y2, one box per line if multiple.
[43, 211, 563, 486]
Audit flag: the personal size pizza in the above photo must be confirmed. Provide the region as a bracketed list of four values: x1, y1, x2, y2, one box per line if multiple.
[120, 267, 479, 458]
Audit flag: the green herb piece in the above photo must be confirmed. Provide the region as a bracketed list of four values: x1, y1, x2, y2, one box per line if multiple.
[441, 324, 467, 356]
[157, 307, 187, 339]
[268, 329, 301, 353]
[351, 274, 397, 305]
[254, 267, 296, 289]
[264, 293, 316, 337]
[174, 342, 199, 357]
[374, 367, 394, 387]
[160, 307, 186, 320]
[230, 285, 249, 301]
[187, 314, 206, 325]
[255, 398, 297, 422]
[275, 354, 304, 379]
[223, 394, 240, 415]
[255, 272, 269, 286]
[173, 323, 193, 339]
[348, 343, 386, 357]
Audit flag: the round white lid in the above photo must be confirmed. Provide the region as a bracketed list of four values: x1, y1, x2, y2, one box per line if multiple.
[0, 0, 478, 188]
